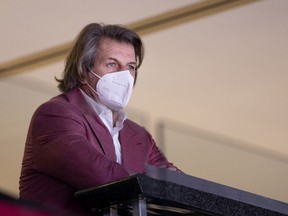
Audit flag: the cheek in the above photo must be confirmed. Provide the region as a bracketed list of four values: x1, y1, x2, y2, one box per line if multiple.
[130, 70, 136, 79]
[86, 74, 97, 87]
[97, 68, 111, 76]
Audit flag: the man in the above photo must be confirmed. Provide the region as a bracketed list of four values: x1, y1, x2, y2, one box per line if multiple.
[19, 23, 179, 215]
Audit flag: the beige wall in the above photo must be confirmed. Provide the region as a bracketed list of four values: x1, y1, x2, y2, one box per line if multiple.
[1, 0, 288, 203]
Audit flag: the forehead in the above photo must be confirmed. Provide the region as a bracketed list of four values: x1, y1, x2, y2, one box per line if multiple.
[98, 38, 135, 60]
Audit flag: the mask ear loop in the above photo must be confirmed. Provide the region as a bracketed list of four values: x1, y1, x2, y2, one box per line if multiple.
[134, 69, 138, 85]
[85, 70, 101, 96]
[90, 70, 102, 79]
[86, 83, 100, 96]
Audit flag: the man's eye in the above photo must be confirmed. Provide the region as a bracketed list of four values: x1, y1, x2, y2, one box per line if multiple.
[128, 65, 135, 71]
[107, 62, 116, 67]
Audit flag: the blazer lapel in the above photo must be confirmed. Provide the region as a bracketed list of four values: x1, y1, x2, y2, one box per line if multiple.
[66, 88, 116, 161]
[119, 122, 145, 168]
[84, 114, 116, 161]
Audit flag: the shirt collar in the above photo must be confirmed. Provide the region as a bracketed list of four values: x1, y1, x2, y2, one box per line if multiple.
[79, 88, 127, 134]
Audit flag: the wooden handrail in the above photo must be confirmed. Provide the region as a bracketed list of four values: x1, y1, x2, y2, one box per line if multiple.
[0, 0, 258, 77]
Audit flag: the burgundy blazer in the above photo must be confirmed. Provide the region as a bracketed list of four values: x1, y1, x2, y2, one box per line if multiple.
[19, 88, 176, 215]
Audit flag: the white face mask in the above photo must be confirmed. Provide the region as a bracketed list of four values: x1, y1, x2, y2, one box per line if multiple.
[88, 70, 134, 110]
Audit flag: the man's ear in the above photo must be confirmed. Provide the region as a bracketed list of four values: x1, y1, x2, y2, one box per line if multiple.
[80, 67, 91, 84]
[80, 79, 88, 84]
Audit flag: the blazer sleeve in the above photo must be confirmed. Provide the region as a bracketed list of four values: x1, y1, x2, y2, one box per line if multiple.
[29, 99, 129, 190]
[122, 120, 180, 172]
[145, 130, 180, 172]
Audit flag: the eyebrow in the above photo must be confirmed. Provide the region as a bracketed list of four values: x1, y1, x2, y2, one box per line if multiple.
[108, 57, 137, 66]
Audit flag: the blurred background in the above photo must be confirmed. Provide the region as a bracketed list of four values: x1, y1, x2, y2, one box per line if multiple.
[1, 0, 288, 203]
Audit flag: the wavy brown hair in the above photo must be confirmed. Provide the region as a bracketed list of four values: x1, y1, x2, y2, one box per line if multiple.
[56, 23, 144, 92]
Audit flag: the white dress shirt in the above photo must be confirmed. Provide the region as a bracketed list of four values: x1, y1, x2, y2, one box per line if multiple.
[80, 89, 127, 164]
